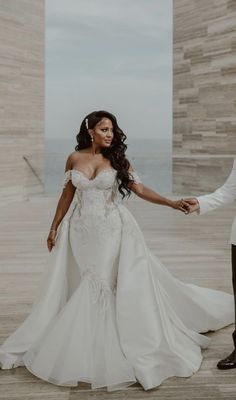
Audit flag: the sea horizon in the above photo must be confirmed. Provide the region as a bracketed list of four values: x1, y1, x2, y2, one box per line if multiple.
[44, 138, 172, 195]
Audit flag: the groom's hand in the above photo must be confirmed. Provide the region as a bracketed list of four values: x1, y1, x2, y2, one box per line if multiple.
[184, 198, 200, 214]
[171, 199, 191, 214]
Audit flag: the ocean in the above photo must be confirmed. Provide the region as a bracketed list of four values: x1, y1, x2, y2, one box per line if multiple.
[44, 138, 172, 195]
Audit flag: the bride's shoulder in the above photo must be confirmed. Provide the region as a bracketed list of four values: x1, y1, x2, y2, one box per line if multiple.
[65, 151, 81, 170]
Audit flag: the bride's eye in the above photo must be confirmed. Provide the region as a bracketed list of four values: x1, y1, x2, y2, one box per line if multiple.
[102, 129, 113, 133]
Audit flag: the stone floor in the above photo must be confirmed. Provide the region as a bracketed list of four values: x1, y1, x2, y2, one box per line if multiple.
[0, 193, 235, 399]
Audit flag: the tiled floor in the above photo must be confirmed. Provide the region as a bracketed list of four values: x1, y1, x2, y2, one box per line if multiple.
[0, 194, 235, 399]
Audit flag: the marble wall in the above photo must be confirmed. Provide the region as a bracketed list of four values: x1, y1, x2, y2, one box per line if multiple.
[173, 0, 236, 194]
[0, 0, 44, 203]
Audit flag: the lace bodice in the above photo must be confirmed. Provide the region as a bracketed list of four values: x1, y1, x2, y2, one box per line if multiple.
[62, 168, 142, 217]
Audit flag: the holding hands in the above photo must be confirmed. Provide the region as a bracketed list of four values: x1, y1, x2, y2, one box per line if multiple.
[170, 197, 200, 214]
[183, 198, 200, 214]
[171, 199, 191, 214]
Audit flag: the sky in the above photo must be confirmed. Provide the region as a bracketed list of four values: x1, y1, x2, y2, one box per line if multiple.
[45, 0, 172, 140]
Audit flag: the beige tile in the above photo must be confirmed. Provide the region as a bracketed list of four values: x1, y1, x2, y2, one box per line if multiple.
[0, 195, 235, 398]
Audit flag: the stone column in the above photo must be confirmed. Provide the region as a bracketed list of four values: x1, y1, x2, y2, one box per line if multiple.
[173, 0, 236, 194]
[0, 0, 44, 203]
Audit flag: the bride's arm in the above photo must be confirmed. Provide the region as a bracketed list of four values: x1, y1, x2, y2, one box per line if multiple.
[47, 154, 76, 251]
[127, 165, 189, 213]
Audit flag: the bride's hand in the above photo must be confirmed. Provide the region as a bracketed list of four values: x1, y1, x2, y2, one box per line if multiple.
[47, 230, 57, 252]
[170, 199, 190, 214]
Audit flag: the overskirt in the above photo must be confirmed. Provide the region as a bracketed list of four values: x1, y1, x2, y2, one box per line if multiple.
[0, 198, 234, 391]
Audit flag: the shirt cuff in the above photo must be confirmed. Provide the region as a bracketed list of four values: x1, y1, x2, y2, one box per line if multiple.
[196, 195, 210, 215]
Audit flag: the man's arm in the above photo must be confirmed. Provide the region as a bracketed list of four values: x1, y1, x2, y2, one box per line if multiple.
[186, 157, 236, 215]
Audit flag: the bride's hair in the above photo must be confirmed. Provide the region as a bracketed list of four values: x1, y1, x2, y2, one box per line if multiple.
[75, 110, 133, 199]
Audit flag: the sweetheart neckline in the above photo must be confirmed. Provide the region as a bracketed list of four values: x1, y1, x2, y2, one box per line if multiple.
[70, 168, 116, 182]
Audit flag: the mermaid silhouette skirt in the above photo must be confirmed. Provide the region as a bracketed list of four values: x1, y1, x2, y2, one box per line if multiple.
[0, 169, 234, 391]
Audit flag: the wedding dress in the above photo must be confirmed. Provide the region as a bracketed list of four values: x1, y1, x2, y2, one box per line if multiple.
[0, 167, 234, 391]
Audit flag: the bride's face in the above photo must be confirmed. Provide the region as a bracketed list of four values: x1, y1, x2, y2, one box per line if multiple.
[92, 118, 114, 148]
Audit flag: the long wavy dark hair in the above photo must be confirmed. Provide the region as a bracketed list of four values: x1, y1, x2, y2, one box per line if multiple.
[75, 110, 134, 199]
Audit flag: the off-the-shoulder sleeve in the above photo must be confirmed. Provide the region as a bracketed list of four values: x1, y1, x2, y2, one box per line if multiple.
[129, 169, 142, 184]
[62, 170, 72, 189]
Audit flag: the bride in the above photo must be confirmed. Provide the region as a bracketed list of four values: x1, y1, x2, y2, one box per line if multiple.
[0, 110, 234, 392]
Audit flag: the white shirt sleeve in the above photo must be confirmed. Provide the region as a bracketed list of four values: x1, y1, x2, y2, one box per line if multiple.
[197, 157, 236, 215]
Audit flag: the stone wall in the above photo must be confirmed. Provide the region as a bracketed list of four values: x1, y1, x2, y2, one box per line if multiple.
[173, 0, 236, 194]
[0, 0, 44, 203]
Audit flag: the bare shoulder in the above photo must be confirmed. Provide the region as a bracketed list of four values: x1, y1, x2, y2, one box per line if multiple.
[65, 149, 92, 171]
[65, 151, 81, 171]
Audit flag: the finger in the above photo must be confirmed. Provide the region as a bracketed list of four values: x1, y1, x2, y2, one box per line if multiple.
[183, 199, 193, 205]
[180, 202, 191, 211]
[184, 197, 195, 201]
[188, 208, 196, 214]
[179, 206, 188, 213]
[182, 200, 191, 207]
[186, 198, 198, 205]
[181, 204, 191, 212]
[183, 203, 191, 210]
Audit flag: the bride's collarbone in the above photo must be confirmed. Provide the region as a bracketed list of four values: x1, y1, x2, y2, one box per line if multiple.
[71, 163, 114, 180]
[71, 152, 113, 180]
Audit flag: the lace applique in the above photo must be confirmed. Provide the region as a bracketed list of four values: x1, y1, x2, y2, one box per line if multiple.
[62, 170, 72, 189]
[129, 170, 142, 184]
[71, 211, 122, 245]
[73, 185, 121, 217]
[80, 267, 117, 314]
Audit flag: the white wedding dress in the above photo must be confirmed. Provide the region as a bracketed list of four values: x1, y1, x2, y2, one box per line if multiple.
[0, 167, 234, 391]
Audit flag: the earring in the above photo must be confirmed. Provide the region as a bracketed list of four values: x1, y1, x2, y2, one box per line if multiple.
[91, 135, 94, 142]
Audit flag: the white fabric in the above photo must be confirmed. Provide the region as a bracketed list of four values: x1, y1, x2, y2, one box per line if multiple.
[129, 170, 142, 184]
[197, 157, 236, 244]
[0, 168, 234, 391]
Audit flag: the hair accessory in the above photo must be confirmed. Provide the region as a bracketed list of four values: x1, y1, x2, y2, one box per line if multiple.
[85, 118, 89, 130]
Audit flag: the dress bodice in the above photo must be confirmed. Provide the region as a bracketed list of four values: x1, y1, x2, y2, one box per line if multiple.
[62, 168, 142, 217]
